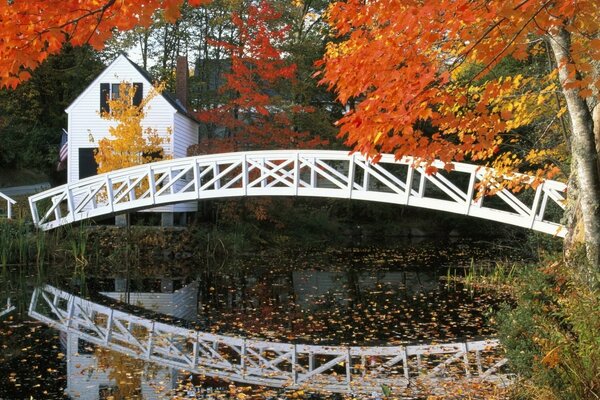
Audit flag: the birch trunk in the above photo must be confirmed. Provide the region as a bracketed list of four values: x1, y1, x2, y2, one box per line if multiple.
[549, 28, 600, 273]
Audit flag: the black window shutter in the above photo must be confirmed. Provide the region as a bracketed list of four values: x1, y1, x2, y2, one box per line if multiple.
[79, 148, 98, 179]
[133, 82, 143, 107]
[100, 83, 110, 114]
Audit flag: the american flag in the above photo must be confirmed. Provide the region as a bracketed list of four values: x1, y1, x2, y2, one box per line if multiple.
[57, 129, 68, 171]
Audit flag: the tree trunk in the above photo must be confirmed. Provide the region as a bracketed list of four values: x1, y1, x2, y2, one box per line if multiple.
[594, 104, 600, 175]
[549, 27, 600, 273]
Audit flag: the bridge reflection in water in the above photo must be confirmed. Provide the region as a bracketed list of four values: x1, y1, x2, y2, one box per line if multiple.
[59, 278, 199, 399]
[30, 285, 511, 397]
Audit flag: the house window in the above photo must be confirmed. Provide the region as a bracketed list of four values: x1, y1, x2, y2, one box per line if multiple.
[100, 82, 143, 114]
[79, 148, 99, 179]
[110, 83, 121, 100]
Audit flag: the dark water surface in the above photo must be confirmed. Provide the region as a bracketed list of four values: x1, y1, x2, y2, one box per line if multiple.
[0, 238, 528, 399]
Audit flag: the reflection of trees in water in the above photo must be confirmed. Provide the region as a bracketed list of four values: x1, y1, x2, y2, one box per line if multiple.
[95, 348, 144, 400]
[196, 263, 506, 345]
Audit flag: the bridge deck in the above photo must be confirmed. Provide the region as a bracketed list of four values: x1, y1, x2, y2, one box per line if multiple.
[30, 285, 511, 396]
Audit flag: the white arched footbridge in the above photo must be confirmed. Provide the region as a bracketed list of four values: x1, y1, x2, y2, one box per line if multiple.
[30, 284, 511, 396]
[29, 150, 567, 235]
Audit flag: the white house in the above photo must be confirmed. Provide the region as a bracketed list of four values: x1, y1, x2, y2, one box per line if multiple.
[64, 54, 199, 225]
[64, 279, 199, 399]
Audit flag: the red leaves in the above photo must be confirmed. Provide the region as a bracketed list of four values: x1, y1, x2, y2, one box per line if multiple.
[192, 0, 326, 153]
[319, 0, 597, 180]
[0, 0, 214, 88]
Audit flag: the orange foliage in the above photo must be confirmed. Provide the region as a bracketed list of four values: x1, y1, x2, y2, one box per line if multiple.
[319, 0, 599, 178]
[0, 0, 209, 88]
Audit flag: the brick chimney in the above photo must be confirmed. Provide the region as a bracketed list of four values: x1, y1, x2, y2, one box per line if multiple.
[175, 56, 188, 109]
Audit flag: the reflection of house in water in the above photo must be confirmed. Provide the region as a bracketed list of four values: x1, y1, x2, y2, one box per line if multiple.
[100, 277, 198, 321]
[64, 278, 198, 399]
[292, 270, 438, 310]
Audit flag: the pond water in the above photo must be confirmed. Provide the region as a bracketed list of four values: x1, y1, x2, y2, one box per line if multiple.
[0, 237, 528, 399]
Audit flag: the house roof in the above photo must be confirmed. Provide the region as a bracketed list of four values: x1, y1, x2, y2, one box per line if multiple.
[123, 54, 198, 122]
[66, 53, 199, 124]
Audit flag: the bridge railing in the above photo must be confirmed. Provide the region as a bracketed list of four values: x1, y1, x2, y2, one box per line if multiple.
[29, 150, 567, 235]
[0, 298, 15, 318]
[30, 284, 511, 395]
[0, 191, 16, 219]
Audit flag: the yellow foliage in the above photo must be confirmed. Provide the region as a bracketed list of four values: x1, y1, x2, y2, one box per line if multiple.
[94, 347, 147, 399]
[94, 81, 171, 174]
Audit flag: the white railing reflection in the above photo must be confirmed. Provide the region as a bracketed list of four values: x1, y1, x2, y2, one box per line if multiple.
[30, 284, 512, 396]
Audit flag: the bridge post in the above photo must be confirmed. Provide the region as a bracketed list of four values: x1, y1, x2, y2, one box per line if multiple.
[465, 171, 477, 215]
[294, 153, 300, 196]
[529, 183, 544, 228]
[346, 347, 352, 390]
[147, 165, 156, 203]
[417, 171, 426, 197]
[192, 333, 199, 369]
[402, 348, 409, 380]
[105, 309, 114, 346]
[461, 342, 470, 377]
[52, 195, 62, 221]
[193, 161, 201, 200]
[347, 155, 356, 198]
[161, 212, 174, 227]
[146, 322, 154, 360]
[28, 197, 39, 226]
[241, 338, 247, 378]
[291, 344, 298, 385]
[213, 164, 221, 190]
[363, 158, 370, 191]
[310, 157, 317, 188]
[404, 166, 414, 204]
[115, 214, 128, 227]
[242, 154, 248, 196]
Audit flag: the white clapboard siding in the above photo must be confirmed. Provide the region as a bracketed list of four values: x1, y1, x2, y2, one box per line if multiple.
[64, 280, 198, 399]
[65, 333, 177, 400]
[159, 111, 199, 212]
[66, 54, 199, 214]
[66, 55, 175, 184]
[173, 112, 198, 158]
[100, 280, 199, 321]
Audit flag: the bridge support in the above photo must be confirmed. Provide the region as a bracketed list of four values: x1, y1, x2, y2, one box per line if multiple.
[161, 212, 174, 227]
[115, 213, 128, 227]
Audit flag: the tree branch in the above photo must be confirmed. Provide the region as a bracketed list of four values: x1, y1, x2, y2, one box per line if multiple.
[468, 0, 554, 84]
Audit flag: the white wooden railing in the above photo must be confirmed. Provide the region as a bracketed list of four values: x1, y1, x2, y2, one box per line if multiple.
[0, 191, 16, 219]
[29, 285, 512, 396]
[0, 298, 15, 318]
[28, 150, 567, 235]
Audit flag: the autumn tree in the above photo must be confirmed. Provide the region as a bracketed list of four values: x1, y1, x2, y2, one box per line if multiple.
[283, 0, 342, 142]
[94, 82, 170, 173]
[190, 0, 326, 154]
[0, 0, 209, 88]
[0, 45, 104, 182]
[318, 0, 600, 271]
[185, 0, 328, 223]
